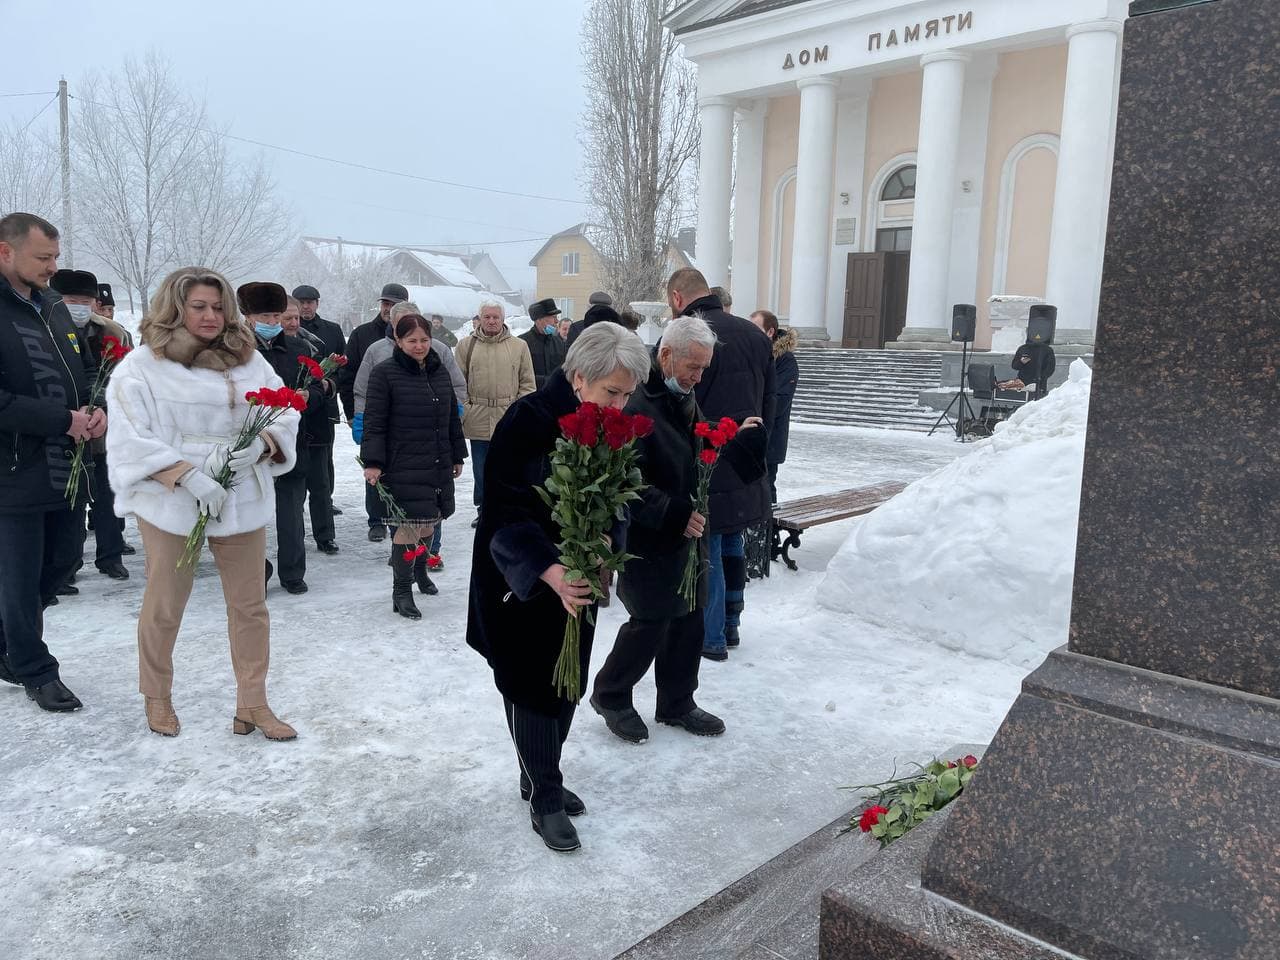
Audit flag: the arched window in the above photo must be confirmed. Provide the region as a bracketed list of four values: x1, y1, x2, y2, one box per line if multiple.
[880, 165, 916, 201]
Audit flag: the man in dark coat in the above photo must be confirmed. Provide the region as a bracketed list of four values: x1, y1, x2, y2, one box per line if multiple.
[750, 310, 800, 503]
[564, 291, 621, 348]
[519, 298, 566, 389]
[245, 282, 333, 593]
[668, 268, 776, 660]
[590, 316, 765, 744]
[294, 284, 346, 519]
[0, 213, 100, 712]
[338, 282, 406, 541]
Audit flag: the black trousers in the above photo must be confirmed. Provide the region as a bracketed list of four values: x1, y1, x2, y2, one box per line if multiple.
[365, 476, 383, 529]
[504, 696, 577, 814]
[0, 508, 80, 685]
[593, 608, 703, 717]
[768, 460, 780, 504]
[89, 452, 125, 565]
[304, 442, 335, 543]
[274, 462, 308, 583]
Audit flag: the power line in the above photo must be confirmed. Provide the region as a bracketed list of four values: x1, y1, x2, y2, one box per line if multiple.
[17, 95, 57, 135]
[70, 93, 588, 206]
[0, 90, 57, 99]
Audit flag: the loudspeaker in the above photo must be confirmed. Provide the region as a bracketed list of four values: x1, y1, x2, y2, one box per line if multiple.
[1028, 304, 1057, 344]
[967, 362, 997, 397]
[951, 304, 976, 343]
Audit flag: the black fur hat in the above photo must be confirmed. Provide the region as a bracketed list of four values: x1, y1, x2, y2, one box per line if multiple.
[236, 281, 288, 315]
[528, 298, 562, 322]
[50, 269, 99, 299]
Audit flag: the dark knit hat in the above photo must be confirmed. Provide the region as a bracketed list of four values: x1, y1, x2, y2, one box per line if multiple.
[97, 283, 115, 307]
[50, 269, 99, 299]
[528, 298, 562, 322]
[292, 284, 320, 301]
[236, 281, 288, 315]
[582, 302, 620, 327]
[379, 282, 409, 303]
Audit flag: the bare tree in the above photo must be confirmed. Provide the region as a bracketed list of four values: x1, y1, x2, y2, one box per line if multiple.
[0, 120, 59, 220]
[580, 0, 700, 307]
[279, 242, 396, 335]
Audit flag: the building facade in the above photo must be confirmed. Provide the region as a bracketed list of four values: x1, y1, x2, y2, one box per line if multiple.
[665, 0, 1128, 349]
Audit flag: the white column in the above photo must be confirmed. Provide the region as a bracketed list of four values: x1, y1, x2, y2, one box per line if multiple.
[696, 97, 736, 288]
[824, 88, 870, 341]
[1045, 20, 1123, 335]
[788, 77, 839, 332]
[731, 100, 766, 313]
[899, 51, 969, 343]
[946, 55, 997, 329]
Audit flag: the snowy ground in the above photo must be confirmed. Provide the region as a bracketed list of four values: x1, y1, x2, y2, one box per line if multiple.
[1, 424, 1033, 960]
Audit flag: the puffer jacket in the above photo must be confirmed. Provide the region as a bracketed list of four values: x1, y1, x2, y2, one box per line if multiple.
[353, 335, 466, 414]
[360, 347, 466, 521]
[105, 346, 298, 537]
[454, 325, 536, 441]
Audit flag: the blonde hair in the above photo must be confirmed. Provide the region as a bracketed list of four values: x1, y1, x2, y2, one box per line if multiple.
[140, 266, 252, 356]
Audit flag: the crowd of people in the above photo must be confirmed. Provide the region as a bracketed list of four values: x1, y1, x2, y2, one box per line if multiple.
[0, 210, 801, 853]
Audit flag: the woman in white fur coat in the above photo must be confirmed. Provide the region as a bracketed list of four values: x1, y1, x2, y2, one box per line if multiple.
[106, 267, 299, 741]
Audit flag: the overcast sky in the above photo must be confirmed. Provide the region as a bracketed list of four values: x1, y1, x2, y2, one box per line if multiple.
[1, 0, 595, 294]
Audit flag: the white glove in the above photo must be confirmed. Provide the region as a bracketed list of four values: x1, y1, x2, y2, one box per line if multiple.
[202, 445, 230, 477]
[226, 437, 268, 473]
[183, 469, 230, 520]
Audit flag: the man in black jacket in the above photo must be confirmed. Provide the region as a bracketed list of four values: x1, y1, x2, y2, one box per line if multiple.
[519, 298, 566, 389]
[0, 213, 101, 711]
[667, 268, 776, 660]
[590, 316, 765, 744]
[244, 283, 333, 593]
[339, 282, 407, 541]
[294, 284, 346, 517]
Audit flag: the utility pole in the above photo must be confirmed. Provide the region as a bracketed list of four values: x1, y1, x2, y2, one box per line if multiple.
[58, 78, 73, 267]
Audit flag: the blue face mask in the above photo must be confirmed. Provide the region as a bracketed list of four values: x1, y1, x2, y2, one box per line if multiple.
[543, 324, 557, 335]
[664, 375, 690, 396]
[255, 322, 283, 339]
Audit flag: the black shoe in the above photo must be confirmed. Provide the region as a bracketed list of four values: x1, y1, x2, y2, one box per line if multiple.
[282, 579, 309, 595]
[470, 517, 479, 529]
[316, 540, 340, 555]
[331, 506, 343, 515]
[413, 555, 439, 595]
[0, 655, 19, 686]
[701, 647, 728, 663]
[521, 784, 586, 817]
[530, 810, 580, 853]
[97, 561, 130, 580]
[25, 678, 83, 712]
[121, 543, 137, 556]
[55, 583, 79, 597]
[265, 559, 274, 587]
[725, 626, 740, 649]
[656, 706, 726, 737]
[368, 526, 386, 542]
[392, 553, 421, 620]
[589, 693, 649, 743]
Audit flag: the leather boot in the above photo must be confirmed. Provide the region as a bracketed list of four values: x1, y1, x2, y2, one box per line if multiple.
[413, 554, 439, 596]
[530, 809, 581, 853]
[145, 696, 180, 737]
[392, 551, 421, 620]
[232, 705, 297, 740]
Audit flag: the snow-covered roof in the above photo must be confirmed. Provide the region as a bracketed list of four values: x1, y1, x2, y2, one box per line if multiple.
[297, 237, 512, 294]
[403, 284, 522, 322]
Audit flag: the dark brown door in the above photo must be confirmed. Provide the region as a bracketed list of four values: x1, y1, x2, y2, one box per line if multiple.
[883, 251, 910, 344]
[843, 253, 886, 349]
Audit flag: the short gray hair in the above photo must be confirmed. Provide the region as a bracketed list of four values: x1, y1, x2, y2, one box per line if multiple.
[390, 301, 421, 323]
[659, 316, 717, 358]
[564, 322, 650, 388]
[477, 298, 504, 316]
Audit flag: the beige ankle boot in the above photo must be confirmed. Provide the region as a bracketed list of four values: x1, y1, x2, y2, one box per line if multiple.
[232, 705, 297, 741]
[145, 697, 180, 737]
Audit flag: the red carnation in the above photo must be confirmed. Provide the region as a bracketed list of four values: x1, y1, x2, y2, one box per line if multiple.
[859, 805, 889, 833]
[718, 417, 739, 440]
[694, 421, 712, 439]
[699, 449, 717, 466]
[330, 353, 348, 367]
[962, 755, 979, 768]
[426, 554, 443, 570]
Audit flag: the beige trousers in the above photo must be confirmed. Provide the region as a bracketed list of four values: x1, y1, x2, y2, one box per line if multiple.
[136, 517, 271, 709]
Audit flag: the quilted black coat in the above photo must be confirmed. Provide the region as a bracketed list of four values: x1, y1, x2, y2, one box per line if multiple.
[360, 347, 466, 521]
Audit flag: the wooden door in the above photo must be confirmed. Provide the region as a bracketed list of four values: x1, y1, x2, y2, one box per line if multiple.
[883, 251, 910, 344]
[843, 253, 886, 349]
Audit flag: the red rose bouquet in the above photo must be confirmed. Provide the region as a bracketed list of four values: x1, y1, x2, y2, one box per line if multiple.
[178, 386, 307, 568]
[535, 402, 653, 701]
[677, 417, 740, 612]
[65, 334, 132, 505]
[295, 352, 346, 389]
[845, 754, 980, 847]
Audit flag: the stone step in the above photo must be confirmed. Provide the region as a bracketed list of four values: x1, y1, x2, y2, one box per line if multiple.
[790, 347, 942, 432]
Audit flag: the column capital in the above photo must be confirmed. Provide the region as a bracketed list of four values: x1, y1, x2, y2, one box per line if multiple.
[920, 50, 971, 68]
[1066, 18, 1124, 40]
[734, 98, 760, 118]
[796, 76, 840, 92]
[698, 96, 737, 110]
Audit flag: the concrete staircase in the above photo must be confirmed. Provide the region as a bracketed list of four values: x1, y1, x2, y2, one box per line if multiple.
[791, 348, 943, 432]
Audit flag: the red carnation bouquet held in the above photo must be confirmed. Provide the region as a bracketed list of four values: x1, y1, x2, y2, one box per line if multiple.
[295, 352, 346, 389]
[535, 402, 653, 701]
[178, 387, 307, 569]
[65, 334, 132, 505]
[354, 456, 438, 565]
[677, 417, 740, 612]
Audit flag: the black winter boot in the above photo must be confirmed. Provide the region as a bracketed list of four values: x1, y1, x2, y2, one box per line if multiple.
[413, 554, 439, 595]
[391, 551, 421, 620]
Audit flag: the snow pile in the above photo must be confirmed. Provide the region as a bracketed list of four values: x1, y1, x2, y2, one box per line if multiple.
[818, 359, 1093, 668]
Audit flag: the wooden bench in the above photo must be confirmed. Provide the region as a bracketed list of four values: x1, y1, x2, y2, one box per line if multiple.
[771, 481, 909, 571]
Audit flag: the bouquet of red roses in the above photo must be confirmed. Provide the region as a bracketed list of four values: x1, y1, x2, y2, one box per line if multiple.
[295, 352, 346, 389]
[677, 417, 739, 612]
[178, 386, 307, 568]
[65, 334, 132, 505]
[535, 402, 653, 701]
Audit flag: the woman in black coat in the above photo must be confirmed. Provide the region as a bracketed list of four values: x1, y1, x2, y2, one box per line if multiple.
[466, 322, 651, 854]
[361, 313, 466, 619]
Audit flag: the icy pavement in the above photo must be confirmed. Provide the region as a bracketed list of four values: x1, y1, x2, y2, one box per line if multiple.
[1, 425, 1030, 960]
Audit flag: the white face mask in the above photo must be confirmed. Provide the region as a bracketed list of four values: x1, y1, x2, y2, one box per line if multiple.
[66, 303, 93, 327]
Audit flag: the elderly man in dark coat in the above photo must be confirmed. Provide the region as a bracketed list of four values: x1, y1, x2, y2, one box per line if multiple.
[518, 298, 567, 389]
[589, 316, 766, 745]
[667, 268, 776, 660]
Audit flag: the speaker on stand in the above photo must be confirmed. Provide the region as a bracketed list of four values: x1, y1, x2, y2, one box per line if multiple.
[929, 304, 980, 441]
